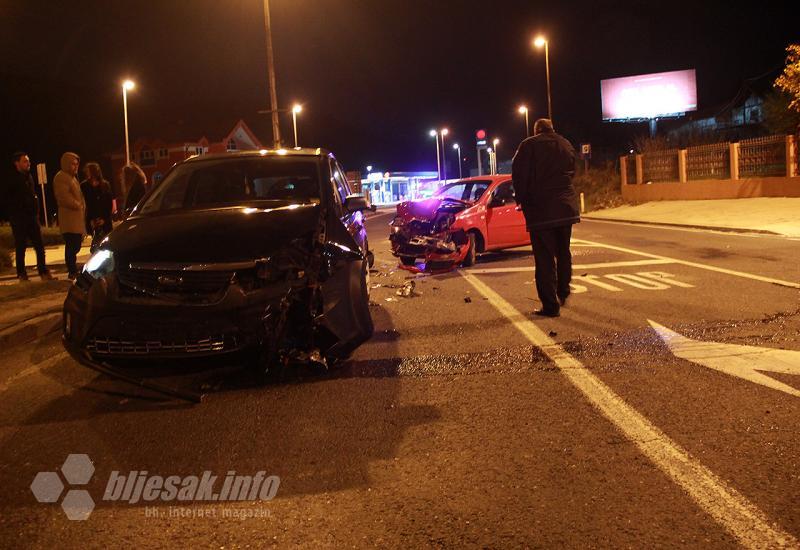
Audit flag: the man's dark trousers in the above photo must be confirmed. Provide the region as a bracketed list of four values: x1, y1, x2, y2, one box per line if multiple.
[11, 215, 47, 277]
[530, 225, 573, 312]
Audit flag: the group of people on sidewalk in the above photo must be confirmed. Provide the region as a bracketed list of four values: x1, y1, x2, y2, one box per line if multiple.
[2, 151, 148, 282]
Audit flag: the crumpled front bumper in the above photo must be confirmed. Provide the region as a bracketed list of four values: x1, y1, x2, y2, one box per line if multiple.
[389, 222, 469, 273]
[62, 273, 292, 365]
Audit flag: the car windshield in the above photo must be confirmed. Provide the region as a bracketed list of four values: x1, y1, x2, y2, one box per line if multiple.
[434, 180, 491, 202]
[138, 157, 321, 214]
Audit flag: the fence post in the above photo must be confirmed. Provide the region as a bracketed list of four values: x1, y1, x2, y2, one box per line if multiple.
[619, 156, 628, 187]
[787, 135, 796, 178]
[678, 149, 687, 183]
[635, 154, 643, 184]
[729, 142, 739, 180]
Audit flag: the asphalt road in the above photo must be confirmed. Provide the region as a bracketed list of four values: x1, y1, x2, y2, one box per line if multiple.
[0, 212, 798, 548]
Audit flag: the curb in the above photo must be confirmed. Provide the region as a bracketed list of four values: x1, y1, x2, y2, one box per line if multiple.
[582, 216, 782, 236]
[0, 309, 62, 350]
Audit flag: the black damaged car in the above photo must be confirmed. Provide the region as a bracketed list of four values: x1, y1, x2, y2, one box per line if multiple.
[62, 148, 374, 381]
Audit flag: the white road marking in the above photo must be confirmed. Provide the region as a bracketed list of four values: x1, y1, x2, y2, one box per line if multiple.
[573, 238, 800, 289]
[649, 320, 800, 398]
[460, 270, 798, 548]
[0, 351, 69, 394]
[583, 218, 795, 239]
[637, 271, 695, 288]
[605, 273, 671, 290]
[579, 274, 623, 291]
[468, 258, 675, 274]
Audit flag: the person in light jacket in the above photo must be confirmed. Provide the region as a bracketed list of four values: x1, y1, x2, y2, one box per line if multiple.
[53, 152, 86, 279]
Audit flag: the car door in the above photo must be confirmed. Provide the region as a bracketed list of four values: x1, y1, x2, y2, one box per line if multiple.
[330, 160, 368, 252]
[485, 180, 528, 249]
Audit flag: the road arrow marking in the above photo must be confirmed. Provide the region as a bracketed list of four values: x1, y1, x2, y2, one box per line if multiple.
[648, 320, 800, 398]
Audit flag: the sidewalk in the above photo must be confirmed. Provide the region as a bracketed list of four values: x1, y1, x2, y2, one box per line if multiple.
[1, 243, 93, 284]
[584, 197, 800, 238]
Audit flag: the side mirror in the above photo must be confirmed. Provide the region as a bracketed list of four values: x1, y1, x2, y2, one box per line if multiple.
[344, 194, 370, 213]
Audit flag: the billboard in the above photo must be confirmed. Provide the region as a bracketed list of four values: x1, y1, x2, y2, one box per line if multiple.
[601, 69, 697, 121]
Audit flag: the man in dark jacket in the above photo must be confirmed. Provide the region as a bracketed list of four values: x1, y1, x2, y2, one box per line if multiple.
[511, 119, 579, 317]
[4, 152, 54, 281]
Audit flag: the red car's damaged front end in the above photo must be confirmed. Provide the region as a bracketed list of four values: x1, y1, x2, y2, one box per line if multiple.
[389, 177, 509, 273]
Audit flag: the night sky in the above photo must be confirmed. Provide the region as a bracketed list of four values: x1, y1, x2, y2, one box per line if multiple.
[2, 0, 797, 177]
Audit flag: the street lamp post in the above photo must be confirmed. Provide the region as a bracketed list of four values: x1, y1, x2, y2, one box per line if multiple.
[518, 105, 530, 137]
[122, 80, 135, 166]
[430, 130, 441, 181]
[291, 104, 302, 148]
[534, 36, 552, 121]
[453, 143, 462, 179]
[263, 0, 281, 147]
[440, 128, 449, 182]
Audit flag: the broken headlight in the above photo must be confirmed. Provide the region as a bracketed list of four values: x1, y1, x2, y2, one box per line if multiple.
[83, 249, 115, 279]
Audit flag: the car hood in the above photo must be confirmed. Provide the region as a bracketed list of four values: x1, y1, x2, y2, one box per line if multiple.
[396, 197, 472, 221]
[105, 204, 320, 264]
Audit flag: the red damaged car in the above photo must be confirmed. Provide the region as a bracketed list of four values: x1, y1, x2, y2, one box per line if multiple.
[389, 176, 529, 272]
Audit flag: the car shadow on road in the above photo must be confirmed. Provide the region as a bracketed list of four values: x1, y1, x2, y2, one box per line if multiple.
[0, 299, 441, 524]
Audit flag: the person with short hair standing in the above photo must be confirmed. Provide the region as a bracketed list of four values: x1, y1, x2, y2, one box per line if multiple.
[53, 152, 85, 279]
[511, 118, 579, 317]
[4, 152, 54, 282]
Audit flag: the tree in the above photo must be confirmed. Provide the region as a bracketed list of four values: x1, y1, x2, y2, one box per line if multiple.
[762, 91, 800, 134]
[775, 44, 800, 113]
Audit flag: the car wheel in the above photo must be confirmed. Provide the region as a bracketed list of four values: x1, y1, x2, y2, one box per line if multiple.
[400, 256, 416, 266]
[461, 233, 477, 267]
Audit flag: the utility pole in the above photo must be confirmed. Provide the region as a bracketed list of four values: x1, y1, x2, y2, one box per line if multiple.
[263, 0, 281, 148]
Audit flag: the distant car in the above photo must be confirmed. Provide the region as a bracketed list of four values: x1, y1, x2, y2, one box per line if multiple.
[63, 148, 374, 375]
[389, 175, 529, 272]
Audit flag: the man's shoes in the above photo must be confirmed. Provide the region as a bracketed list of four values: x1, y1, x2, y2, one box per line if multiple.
[534, 308, 560, 318]
[558, 292, 570, 307]
[67, 272, 78, 281]
[39, 270, 55, 281]
[17, 272, 30, 282]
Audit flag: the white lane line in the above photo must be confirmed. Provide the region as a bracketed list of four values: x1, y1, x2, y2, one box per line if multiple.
[573, 238, 800, 289]
[0, 351, 69, 394]
[649, 320, 800, 398]
[460, 270, 798, 549]
[467, 258, 676, 274]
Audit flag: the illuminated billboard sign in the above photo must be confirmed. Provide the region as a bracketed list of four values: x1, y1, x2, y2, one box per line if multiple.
[601, 69, 697, 121]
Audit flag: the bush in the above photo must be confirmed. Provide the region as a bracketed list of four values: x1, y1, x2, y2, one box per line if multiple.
[572, 163, 625, 212]
[0, 223, 64, 249]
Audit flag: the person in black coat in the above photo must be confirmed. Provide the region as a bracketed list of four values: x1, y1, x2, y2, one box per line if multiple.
[3, 152, 54, 281]
[122, 162, 147, 216]
[511, 118, 579, 317]
[80, 162, 113, 252]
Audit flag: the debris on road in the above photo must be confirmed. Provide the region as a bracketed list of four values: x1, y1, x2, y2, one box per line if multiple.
[464, 296, 472, 303]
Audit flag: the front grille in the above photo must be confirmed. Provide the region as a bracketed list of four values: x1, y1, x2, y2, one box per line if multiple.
[118, 267, 235, 299]
[87, 334, 236, 356]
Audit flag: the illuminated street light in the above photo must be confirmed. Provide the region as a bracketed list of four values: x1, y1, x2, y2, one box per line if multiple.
[492, 138, 500, 174]
[291, 104, 302, 148]
[453, 143, 462, 179]
[440, 128, 449, 181]
[122, 79, 135, 166]
[430, 129, 441, 181]
[518, 105, 530, 137]
[533, 35, 552, 121]
[366, 165, 373, 172]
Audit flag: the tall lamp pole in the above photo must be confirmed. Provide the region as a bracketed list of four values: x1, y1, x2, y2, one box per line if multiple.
[492, 138, 500, 174]
[518, 105, 530, 137]
[263, 0, 281, 147]
[291, 104, 302, 147]
[430, 129, 441, 181]
[440, 128, 449, 182]
[534, 36, 552, 121]
[453, 143, 462, 179]
[122, 80, 135, 166]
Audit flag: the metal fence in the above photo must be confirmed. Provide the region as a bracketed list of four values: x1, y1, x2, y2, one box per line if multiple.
[642, 149, 679, 183]
[738, 135, 786, 178]
[686, 142, 730, 180]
